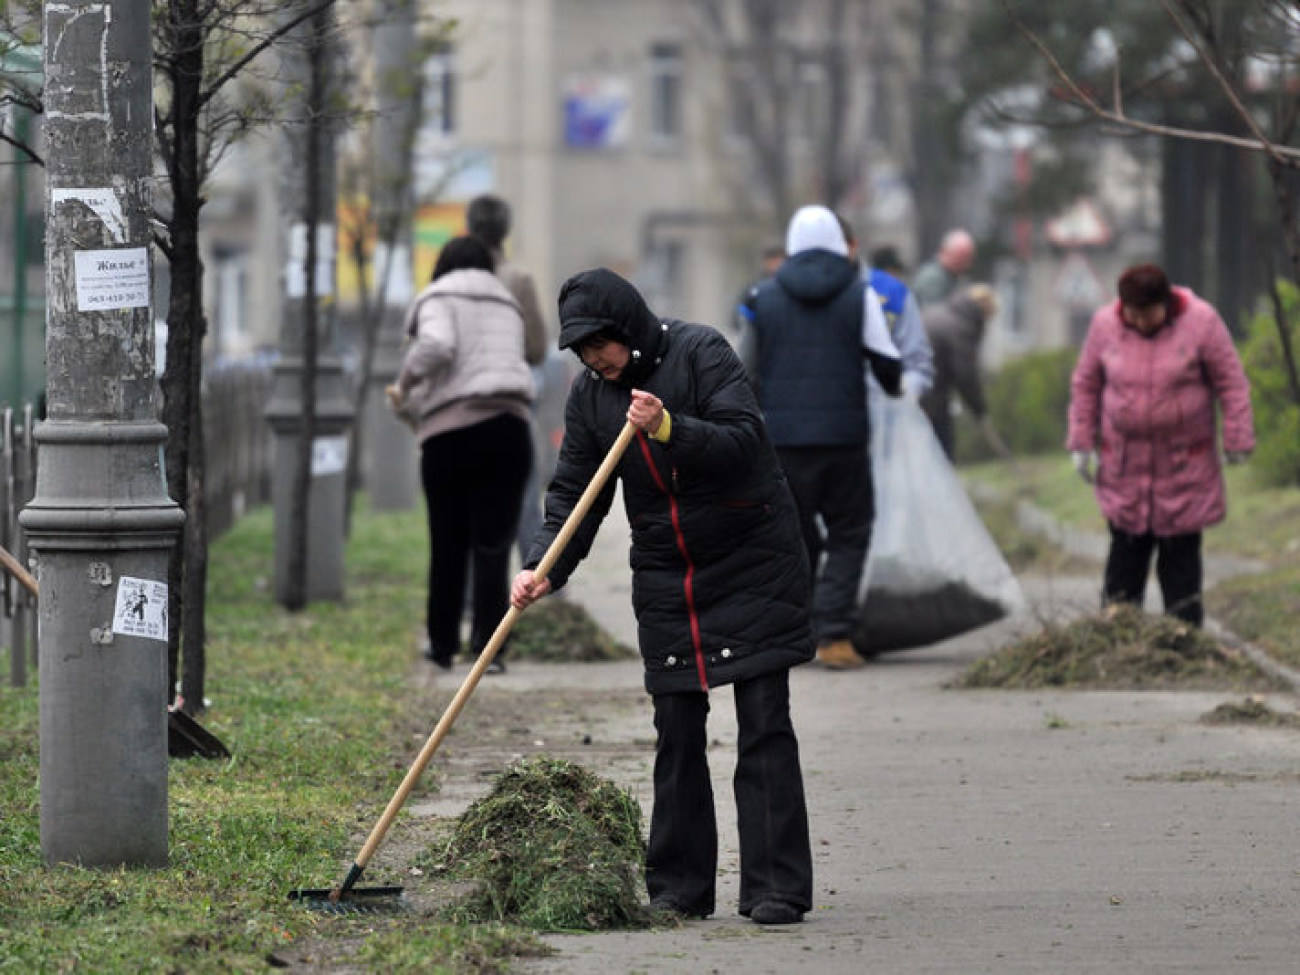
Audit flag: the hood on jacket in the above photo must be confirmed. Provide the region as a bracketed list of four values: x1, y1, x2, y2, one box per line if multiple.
[557, 267, 667, 387]
[785, 205, 848, 257]
[774, 248, 860, 306]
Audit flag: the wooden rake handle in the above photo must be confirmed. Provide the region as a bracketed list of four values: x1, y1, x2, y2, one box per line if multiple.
[349, 420, 638, 873]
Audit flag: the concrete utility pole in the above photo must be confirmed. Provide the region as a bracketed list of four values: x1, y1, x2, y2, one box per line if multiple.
[264, 2, 354, 605]
[23, 0, 185, 866]
[362, 0, 420, 512]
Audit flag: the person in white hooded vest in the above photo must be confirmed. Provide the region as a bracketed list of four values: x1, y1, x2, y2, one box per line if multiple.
[739, 205, 904, 670]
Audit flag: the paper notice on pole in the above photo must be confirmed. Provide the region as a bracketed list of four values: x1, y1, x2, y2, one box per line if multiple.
[285, 223, 336, 298]
[111, 576, 169, 642]
[74, 247, 151, 312]
[312, 435, 348, 476]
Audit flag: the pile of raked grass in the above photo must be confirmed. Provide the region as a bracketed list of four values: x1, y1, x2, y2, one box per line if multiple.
[427, 757, 654, 931]
[956, 604, 1288, 692]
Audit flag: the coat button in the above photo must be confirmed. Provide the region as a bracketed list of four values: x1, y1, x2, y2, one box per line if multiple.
[721, 647, 733, 658]
[666, 655, 677, 666]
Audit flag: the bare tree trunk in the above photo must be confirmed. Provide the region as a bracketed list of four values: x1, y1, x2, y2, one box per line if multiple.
[284, 7, 330, 611]
[911, 0, 948, 258]
[1265, 157, 1300, 405]
[159, 0, 204, 706]
[180, 314, 208, 709]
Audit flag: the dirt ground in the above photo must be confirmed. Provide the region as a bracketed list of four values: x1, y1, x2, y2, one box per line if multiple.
[287, 497, 1300, 973]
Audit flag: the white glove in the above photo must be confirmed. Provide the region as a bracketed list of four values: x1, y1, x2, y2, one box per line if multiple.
[1225, 450, 1251, 465]
[1071, 450, 1097, 484]
[900, 372, 925, 403]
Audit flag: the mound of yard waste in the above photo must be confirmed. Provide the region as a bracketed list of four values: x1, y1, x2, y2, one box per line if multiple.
[510, 599, 636, 662]
[1201, 697, 1300, 728]
[433, 757, 651, 930]
[955, 604, 1286, 691]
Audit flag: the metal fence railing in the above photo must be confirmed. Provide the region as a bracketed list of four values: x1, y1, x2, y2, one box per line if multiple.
[1, 360, 276, 688]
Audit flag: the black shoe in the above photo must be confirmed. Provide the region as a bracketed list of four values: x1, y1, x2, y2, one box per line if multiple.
[485, 659, 507, 675]
[749, 900, 803, 925]
[424, 650, 453, 671]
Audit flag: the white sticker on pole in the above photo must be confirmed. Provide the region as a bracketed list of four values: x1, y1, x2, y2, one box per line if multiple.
[312, 435, 348, 476]
[285, 223, 336, 299]
[111, 577, 169, 642]
[74, 247, 151, 312]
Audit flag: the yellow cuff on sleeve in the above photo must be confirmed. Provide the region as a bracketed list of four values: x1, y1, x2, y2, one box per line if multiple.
[650, 409, 672, 443]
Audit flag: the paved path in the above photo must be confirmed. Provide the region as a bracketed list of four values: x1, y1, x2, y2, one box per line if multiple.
[475, 491, 1300, 974]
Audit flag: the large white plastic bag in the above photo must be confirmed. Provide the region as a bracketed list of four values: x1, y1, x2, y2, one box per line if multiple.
[854, 393, 1024, 654]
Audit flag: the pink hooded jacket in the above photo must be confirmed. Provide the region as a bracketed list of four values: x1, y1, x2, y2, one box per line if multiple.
[1066, 286, 1254, 536]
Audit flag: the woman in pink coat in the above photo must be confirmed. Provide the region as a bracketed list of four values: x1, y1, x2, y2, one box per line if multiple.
[1066, 263, 1254, 626]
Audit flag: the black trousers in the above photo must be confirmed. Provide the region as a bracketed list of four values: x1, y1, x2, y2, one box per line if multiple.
[420, 413, 532, 662]
[646, 669, 813, 917]
[1102, 524, 1204, 626]
[777, 445, 873, 642]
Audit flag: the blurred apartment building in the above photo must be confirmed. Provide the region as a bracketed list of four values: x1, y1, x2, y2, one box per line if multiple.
[2, 0, 1169, 397]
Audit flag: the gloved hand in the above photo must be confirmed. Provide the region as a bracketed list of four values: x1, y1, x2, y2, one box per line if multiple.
[900, 372, 925, 403]
[1225, 450, 1251, 464]
[1071, 450, 1097, 484]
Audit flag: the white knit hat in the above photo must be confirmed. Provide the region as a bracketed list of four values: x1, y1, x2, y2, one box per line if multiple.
[785, 205, 848, 257]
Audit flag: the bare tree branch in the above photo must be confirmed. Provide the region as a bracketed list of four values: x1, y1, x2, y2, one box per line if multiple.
[0, 128, 42, 166]
[1159, 0, 1290, 167]
[997, 0, 1300, 164]
[198, 0, 337, 109]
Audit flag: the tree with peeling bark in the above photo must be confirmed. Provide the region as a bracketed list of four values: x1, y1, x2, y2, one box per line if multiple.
[1, 0, 362, 709]
[991, 0, 1300, 406]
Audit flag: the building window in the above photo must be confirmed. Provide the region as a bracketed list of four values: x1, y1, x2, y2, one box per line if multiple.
[644, 238, 686, 313]
[424, 42, 455, 137]
[649, 43, 682, 142]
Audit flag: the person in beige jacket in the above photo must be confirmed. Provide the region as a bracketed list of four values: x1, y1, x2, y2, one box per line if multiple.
[388, 235, 535, 673]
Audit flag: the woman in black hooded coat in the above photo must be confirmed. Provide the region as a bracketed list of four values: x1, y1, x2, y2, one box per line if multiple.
[511, 268, 814, 925]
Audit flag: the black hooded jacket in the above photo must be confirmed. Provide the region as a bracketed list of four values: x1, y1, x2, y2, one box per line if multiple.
[526, 268, 814, 694]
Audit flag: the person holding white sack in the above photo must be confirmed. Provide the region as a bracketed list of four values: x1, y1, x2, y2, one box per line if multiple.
[739, 204, 903, 671]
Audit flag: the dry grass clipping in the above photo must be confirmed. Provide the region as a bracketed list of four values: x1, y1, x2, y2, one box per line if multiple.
[430, 757, 652, 931]
[509, 599, 636, 662]
[956, 604, 1288, 691]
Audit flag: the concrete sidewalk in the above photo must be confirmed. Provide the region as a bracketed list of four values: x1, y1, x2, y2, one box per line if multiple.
[488, 491, 1300, 974]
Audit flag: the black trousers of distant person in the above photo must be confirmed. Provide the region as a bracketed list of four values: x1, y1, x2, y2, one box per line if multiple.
[645, 669, 813, 918]
[776, 444, 874, 643]
[1102, 524, 1204, 627]
[419, 413, 531, 665]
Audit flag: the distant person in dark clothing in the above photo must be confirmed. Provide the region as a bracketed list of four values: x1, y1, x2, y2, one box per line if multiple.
[912, 229, 976, 306]
[731, 242, 786, 333]
[869, 245, 906, 279]
[918, 284, 998, 459]
[466, 194, 550, 558]
[739, 205, 903, 670]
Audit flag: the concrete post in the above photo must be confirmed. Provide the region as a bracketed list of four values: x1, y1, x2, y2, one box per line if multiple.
[22, 0, 184, 867]
[363, 2, 420, 512]
[264, 3, 354, 605]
